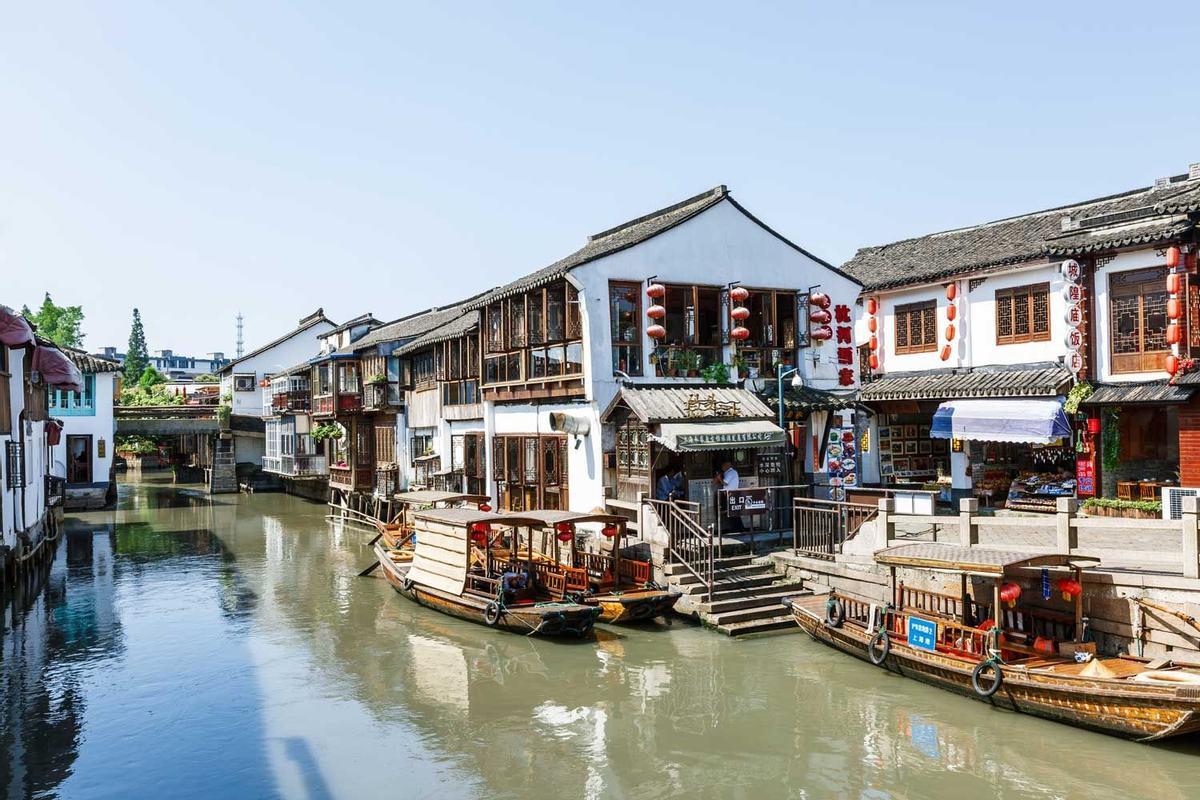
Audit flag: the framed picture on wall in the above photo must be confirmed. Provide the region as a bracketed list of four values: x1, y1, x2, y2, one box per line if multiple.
[904, 425, 918, 439]
[881, 463, 894, 476]
[919, 440, 932, 454]
[905, 440, 919, 454]
[919, 424, 931, 438]
[878, 414, 890, 426]
[878, 427, 891, 439]
[891, 441, 904, 455]
[932, 439, 948, 454]
[893, 458, 910, 472]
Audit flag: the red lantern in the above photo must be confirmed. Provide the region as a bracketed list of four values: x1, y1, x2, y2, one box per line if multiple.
[1168, 272, 1183, 295]
[945, 283, 957, 301]
[1086, 417, 1101, 434]
[809, 292, 831, 309]
[1167, 354, 1180, 375]
[946, 305, 957, 322]
[554, 522, 575, 544]
[601, 523, 620, 538]
[477, 502, 491, 512]
[470, 521, 491, 548]
[730, 326, 751, 341]
[939, 344, 951, 361]
[999, 582, 1022, 608]
[867, 317, 877, 333]
[730, 306, 751, 321]
[1168, 298, 1183, 320]
[1057, 577, 1083, 602]
[808, 308, 832, 325]
[646, 304, 667, 320]
[868, 335, 878, 352]
[868, 353, 879, 370]
[866, 297, 878, 316]
[810, 326, 832, 341]
[646, 282, 666, 299]
[1167, 323, 1182, 345]
[647, 324, 666, 339]
[1167, 246, 1182, 269]
[729, 286, 749, 303]
[945, 323, 955, 341]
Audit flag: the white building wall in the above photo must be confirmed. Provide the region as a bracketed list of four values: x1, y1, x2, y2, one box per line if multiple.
[489, 402, 604, 512]
[221, 321, 335, 417]
[50, 371, 117, 501]
[1, 346, 49, 546]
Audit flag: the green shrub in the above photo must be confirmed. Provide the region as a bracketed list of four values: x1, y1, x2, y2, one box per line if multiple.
[1082, 497, 1161, 514]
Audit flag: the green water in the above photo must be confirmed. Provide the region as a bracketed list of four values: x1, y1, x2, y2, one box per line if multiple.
[3, 477, 1198, 799]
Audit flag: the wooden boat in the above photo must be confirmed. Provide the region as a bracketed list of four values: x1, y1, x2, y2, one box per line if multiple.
[504, 510, 680, 624]
[375, 507, 601, 637]
[371, 490, 491, 558]
[787, 543, 1200, 741]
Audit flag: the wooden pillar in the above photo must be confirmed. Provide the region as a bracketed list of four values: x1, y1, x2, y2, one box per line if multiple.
[993, 578, 1002, 630]
[960, 573, 969, 625]
[613, 522, 623, 588]
[1073, 565, 1084, 643]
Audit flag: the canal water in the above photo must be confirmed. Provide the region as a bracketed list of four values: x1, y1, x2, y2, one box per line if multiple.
[3, 478, 1199, 799]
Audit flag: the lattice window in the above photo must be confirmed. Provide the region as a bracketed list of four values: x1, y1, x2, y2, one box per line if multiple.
[616, 419, 649, 476]
[894, 301, 937, 354]
[1109, 267, 1170, 373]
[6, 441, 24, 489]
[996, 283, 1050, 345]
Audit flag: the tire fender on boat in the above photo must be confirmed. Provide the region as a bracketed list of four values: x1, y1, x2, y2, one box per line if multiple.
[825, 598, 845, 629]
[484, 601, 502, 626]
[972, 660, 1004, 698]
[868, 629, 890, 666]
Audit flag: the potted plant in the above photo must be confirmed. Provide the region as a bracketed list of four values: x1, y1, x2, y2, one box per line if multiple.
[367, 373, 389, 385]
[661, 349, 679, 378]
[680, 349, 701, 377]
[701, 362, 731, 384]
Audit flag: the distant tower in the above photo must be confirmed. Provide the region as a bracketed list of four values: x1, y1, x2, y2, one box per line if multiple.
[236, 312, 244, 358]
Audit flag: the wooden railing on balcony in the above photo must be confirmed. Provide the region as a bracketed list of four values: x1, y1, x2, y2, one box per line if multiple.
[313, 395, 334, 416]
[272, 391, 311, 413]
[329, 464, 372, 490]
[363, 382, 395, 409]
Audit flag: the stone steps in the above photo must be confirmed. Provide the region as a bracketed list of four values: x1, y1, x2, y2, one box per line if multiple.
[663, 552, 808, 636]
[696, 584, 807, 615]
[669, 562, 773, 586]
[715, 612, 803, 637]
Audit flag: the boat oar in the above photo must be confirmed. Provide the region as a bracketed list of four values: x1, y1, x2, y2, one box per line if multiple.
[1135, 597, 1200, 634]
[357, 560, 380, 577]
[367, 531, 383, 546]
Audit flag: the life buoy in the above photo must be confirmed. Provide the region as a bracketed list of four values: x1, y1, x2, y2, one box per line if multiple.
[868, 629, 890, 666]
[825, 598, 845, 629]
[1131, 670, 1200, 686]
[484, 602, 502, 626]
[972, 660, 1004, 698]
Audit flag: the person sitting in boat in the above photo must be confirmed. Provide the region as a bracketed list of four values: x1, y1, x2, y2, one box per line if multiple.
[501, 569, 530, 604]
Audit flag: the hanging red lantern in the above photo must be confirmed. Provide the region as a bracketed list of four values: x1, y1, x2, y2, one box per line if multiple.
[945, 283, 957, 301]
[646, 324, 666, 339]
[1167, 323, 1182, 345]
[808, 308, 832, 325]
[729, 286, 749, 303]
[646, 283, 666, 299]
[945, 323, 956, 341]
[868, 353, 879, 370]
[646, 304, 667, 320]
[554, 522, 574, 543]
[868, 335, 878, 352]
[1166, 246, 1182, 269]
[730, 326, 751, 341]
[1057, 577, 1083, 602]
[867, 317, 877, 333]
[810, 326, 832, 341]
[470, 521, 491, 548]
[1168, 298, 1183, 320]
[601, 523, 620, 538]
[866, 297, 878, 316]
[1167, 354, 1180, 375]
[809, 292, 831, 309]
[730, 306, 751, 321]
[1086, 417, 1101, 434]
[999, 582, 1022, 608]
[1168, 272, 1183, 295]
[946, 305, 957, 322]
[939, 344, 951, 361]
[477, 502, 491, 512]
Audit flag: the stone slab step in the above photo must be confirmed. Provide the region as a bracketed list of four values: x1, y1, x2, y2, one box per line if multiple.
[696, 585, 807, 615]
[668, 563, 772, 586]
[716, 613, 803, 637]
[662, 555, 754, 576]
[705, 595, 811, 626]
[676, 573, 780, 596]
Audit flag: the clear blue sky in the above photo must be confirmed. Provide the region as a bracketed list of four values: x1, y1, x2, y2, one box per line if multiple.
[3, 2, 1198, 356]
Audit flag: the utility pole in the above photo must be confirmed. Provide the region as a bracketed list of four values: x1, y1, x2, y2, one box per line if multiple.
[236, 312, 244, 358]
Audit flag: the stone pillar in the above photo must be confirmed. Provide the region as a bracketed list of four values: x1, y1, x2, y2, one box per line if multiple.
[1056, 496, 1077, 553]
[876, 498, 894, 549]
[1182, 496, 1199, 579]
[210, 435, 238, 494]
[958, 498, 978, 546]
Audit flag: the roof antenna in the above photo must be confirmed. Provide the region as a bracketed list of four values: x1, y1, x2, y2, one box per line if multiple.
[236, 312, 245, 358]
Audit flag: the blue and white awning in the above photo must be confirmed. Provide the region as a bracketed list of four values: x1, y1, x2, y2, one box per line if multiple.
[930, 399, 1070, 445]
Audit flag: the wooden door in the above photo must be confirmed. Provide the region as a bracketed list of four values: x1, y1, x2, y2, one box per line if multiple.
[67, 435, 92, 484]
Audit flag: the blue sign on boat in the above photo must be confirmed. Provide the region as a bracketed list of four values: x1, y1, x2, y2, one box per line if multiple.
[907, 617, 938, 652]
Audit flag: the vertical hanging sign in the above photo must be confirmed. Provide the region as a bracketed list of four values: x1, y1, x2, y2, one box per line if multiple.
[1061, 259, 1084, 377]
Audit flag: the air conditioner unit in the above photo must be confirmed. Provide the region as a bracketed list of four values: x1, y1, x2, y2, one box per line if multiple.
[1162, 486, 1199, 520]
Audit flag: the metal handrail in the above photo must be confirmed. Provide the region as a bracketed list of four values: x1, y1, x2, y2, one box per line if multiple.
[644, 497, 715, 600]
[792, 497, 879, 557]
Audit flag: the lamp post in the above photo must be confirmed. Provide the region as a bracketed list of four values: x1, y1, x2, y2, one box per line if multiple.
[776, 366, 805, 431]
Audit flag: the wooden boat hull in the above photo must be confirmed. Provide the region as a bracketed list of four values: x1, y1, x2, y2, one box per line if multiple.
[586, 589, 681, 624]
[788, 598, 1200, 742]
[375, 543, 600, 638]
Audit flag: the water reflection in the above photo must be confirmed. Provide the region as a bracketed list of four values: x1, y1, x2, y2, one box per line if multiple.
[4, 478, 1200, 799]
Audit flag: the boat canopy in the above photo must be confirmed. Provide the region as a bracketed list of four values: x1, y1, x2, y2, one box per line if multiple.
[502, 510, 626, 527]
[875, 543, 1100, 575]
[930, 398, 1070, 444]
[409, 508, 554, 595]
[412, 508, 547, 528]
[394, 490, 489, 505]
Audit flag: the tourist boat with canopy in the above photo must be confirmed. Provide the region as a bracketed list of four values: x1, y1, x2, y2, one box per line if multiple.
[375, 507, 601, 637]
[786, 543, 1200, 741]
[370, 490, 491, 557]
[502, 510, 680, 624]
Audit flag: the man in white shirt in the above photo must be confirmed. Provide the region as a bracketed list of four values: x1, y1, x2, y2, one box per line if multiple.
[715, 460, 742, 531]
[717, 461, 740, 491]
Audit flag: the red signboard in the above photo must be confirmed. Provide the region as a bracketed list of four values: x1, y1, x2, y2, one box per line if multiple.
[1075, 454, 1096, 497]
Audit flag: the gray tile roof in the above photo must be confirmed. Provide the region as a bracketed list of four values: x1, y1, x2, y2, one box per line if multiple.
[859, 364, 1071, 402]
[63, 347, 122, 374]
[396, 310, 479, 355]
[602, 384, 775, 423]
[1080, 381, 1194, 405]
[843, 173, 1200, 291]
[756, 380, 856, 417]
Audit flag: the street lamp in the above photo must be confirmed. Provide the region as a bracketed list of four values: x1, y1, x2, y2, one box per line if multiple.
[777, 366, 804, 431]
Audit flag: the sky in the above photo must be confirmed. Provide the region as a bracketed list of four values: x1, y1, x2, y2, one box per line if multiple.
[3, 1, 1199, 356]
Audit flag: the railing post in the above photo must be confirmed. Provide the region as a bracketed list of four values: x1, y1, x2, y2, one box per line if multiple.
[959, 498, 978, 547]
[707, 523, 715, 603]
[1182, 496, 1199, 579]
[1055, 496, 1078, 553]
[876, 498, 894, 548]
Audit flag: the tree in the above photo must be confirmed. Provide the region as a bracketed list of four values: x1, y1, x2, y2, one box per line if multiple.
[24, 293, 85, 348]
[125, 308, 149, 384]
[194, 373, 219, 383]
[138, 365, 168, 390]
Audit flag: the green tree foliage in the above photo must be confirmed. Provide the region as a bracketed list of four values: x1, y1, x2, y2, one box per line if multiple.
[24, 293, 85, 348]
[138, 365, 168, 390]
[119, 385, 183, 406]
[125, 308, 149, 384]
[194, 373, 219, 383]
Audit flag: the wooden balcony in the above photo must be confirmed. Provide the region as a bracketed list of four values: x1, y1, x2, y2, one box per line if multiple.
[363, 382, 395, 410]
[329, 464, 373, 490]
[272, 391, 311, 413]
[313, 395, 335, 417]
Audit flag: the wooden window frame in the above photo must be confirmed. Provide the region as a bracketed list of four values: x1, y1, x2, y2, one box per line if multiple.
[481, 281, 584, 388]
[0, 346, 14, 435]
[995, 282, 1051, 345]
[491, 433, 568, 511]
[894, 300, 938, 355]
[609, 281, 643, 377]
[1109, 267, 1170, 374]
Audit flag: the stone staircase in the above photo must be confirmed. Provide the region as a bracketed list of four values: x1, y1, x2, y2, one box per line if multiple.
[665, 553, 809, 637]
